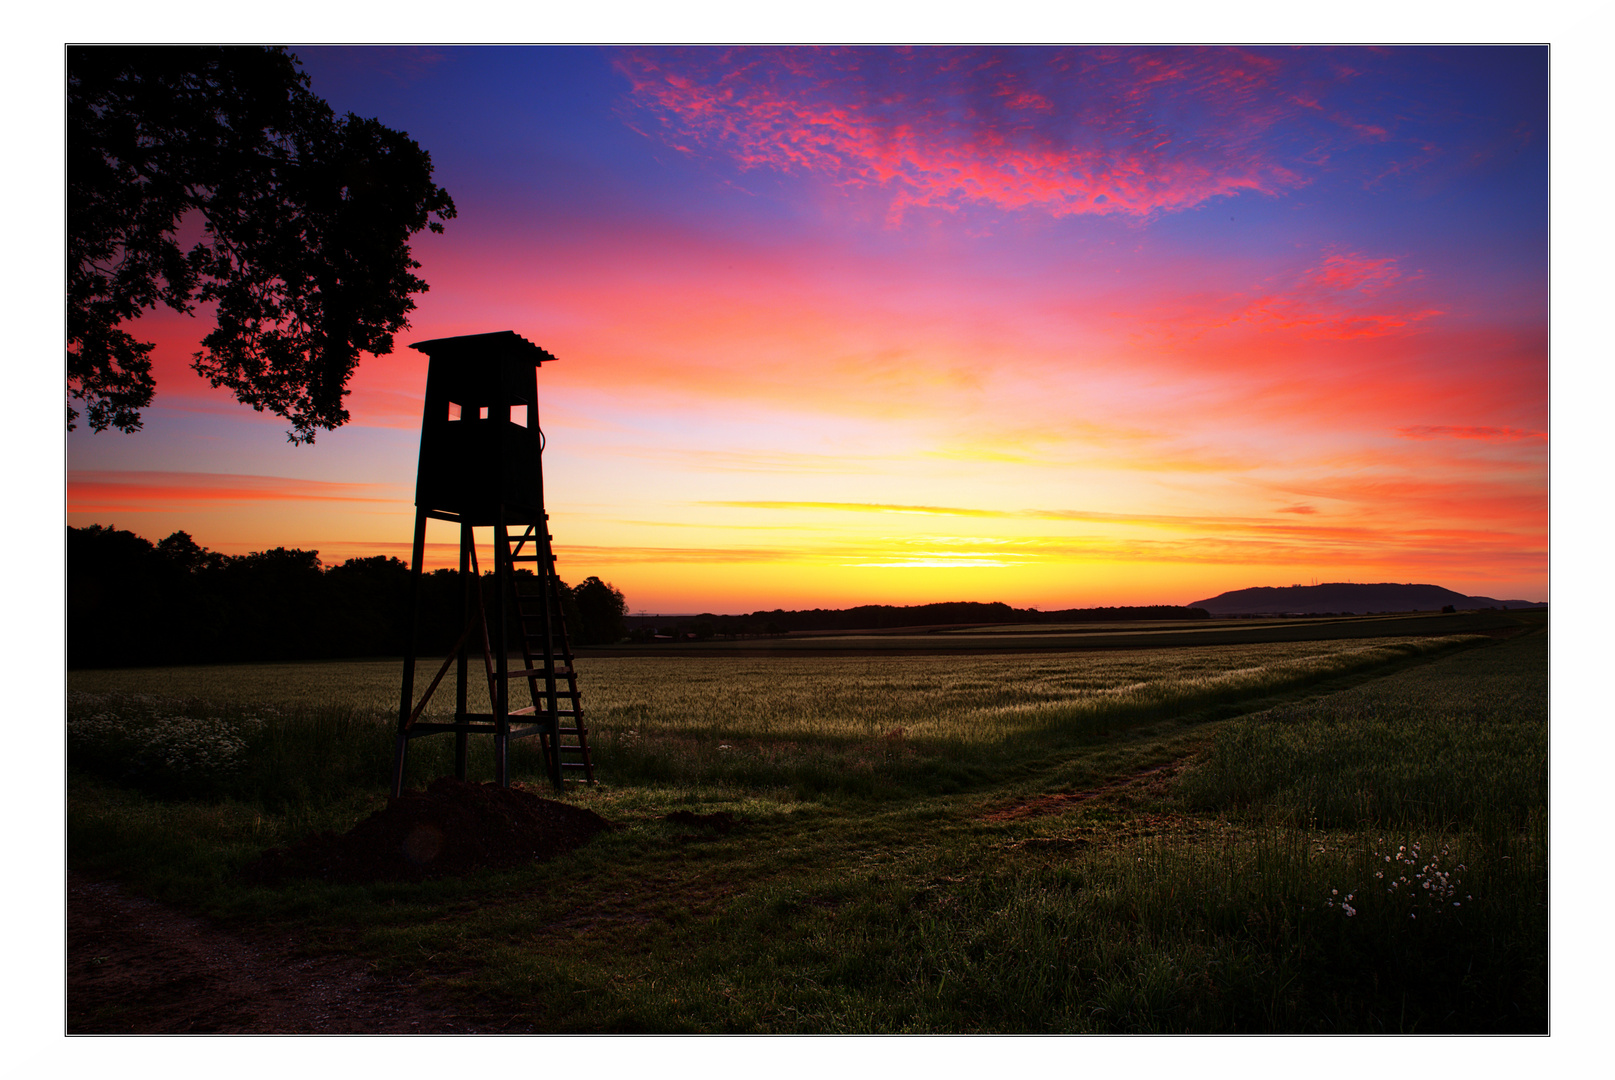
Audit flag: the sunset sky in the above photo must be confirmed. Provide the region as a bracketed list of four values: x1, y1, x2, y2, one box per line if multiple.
[63, 46, 1550, 613]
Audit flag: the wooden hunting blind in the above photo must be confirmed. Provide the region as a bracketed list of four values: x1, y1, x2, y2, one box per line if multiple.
[392, 331, 594, 796]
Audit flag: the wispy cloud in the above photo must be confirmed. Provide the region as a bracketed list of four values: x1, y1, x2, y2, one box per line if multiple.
[617, 47, 1348, 221]
[556, 543, 820, 564]
[611, 448, 888, 475]
[67, 471, 404, 513]
[1253, 250, 1442, 339]
[1397, 425, 1547, 442]
[1153, 249, 1445, 344]
[706, 500, 1004, 518]
[553, 525, 1544, 577]
[700, 499, 1532, 548]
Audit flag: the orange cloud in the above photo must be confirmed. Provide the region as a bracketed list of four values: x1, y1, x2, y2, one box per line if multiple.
[67, 471, 403, 514]
[699, 499, 1538, 552]
[551, 527, 1544, 581]
[707, 500, 1004, 518]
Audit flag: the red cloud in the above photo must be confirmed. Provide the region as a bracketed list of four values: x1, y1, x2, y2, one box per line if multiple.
[1141, 249, 1444, 346]
[1397, 425, 1547, 442]
[1240, 250, 1443, 340]
[616, 47, 1331, 220]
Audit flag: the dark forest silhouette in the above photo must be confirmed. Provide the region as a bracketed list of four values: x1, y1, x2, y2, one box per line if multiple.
[67, 525, 624, 668]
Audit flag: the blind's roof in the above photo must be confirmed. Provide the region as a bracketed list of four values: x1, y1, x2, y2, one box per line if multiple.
[409, 330, 558, 366]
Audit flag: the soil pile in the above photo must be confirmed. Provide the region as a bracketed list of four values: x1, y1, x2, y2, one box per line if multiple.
[249, 777, 612, 884]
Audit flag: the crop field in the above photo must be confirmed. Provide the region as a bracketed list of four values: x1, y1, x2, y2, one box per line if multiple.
[66, 611, 1548, 1032]
[581, 608, 1528, 654]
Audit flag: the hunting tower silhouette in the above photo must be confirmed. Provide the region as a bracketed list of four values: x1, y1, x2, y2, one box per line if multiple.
[392, 331, 593, 796]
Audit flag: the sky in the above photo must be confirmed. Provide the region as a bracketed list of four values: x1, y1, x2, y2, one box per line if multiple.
[63, 46, 1550, 614]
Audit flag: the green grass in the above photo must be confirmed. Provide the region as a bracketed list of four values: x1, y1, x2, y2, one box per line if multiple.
[65, 611, 1548, 1031]
[1178, 631, 1548, 833]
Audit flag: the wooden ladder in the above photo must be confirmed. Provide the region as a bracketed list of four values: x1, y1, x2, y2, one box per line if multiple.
[500, 518, 595, 786]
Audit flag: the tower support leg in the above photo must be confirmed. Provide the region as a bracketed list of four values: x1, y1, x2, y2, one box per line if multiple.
[455, 523, 472, 781]
[392, 510, 430, 798]
[495, 513, 511, 787]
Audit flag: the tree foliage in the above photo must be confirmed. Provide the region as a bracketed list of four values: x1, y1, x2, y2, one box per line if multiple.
[571, 576, 629, 646]
[68, 46, 456, 442]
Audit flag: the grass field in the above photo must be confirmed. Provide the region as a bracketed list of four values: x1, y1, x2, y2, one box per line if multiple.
[65, 611, 1548, 1032]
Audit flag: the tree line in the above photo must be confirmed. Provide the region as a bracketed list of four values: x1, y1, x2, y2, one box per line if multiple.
[67, 525, 627, 668]
[627, 600, 1209, 641]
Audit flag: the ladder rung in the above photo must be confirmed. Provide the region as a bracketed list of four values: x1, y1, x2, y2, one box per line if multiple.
[454, 709, 577, 718]
[507, 726, 584, 741]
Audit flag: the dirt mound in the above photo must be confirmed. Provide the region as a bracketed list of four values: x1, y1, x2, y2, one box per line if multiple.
[248, 777, 612, 884]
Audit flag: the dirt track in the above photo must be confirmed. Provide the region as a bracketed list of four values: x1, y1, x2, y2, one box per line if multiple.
[66, 872, 490, 1034]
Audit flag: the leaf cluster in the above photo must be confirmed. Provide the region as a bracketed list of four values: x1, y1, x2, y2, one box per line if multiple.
[68, 46, 455, 441]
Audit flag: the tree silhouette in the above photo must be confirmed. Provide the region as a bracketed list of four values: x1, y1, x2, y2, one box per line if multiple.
[68, 46, 456, 442]
[571, 576, 628, 646]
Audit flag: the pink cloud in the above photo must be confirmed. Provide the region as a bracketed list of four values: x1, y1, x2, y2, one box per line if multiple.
[616, 47, 1323, 221]
[1241, 250, 1443, 340]
[1136, 249, 1445, 346]
[1303, 252, 1405, 293]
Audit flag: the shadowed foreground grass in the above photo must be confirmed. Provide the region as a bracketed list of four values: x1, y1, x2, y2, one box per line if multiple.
[66, 615, 1547, 1032]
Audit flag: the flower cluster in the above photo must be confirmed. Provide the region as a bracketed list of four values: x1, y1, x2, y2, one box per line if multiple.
[1320, 839, 1472, 921]
[1323, 887, 1357, 916]
[1374, 841, 1469, 918]
[67, 693, 265, 784]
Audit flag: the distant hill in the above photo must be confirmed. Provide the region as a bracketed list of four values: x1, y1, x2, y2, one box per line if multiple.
[1188, 583, 1547, 616]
